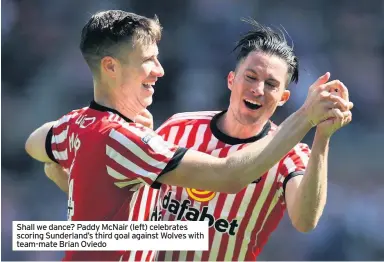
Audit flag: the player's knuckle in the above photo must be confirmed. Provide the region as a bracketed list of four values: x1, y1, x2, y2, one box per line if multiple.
[319, 91, 328, 99]
[334, 80, 342, 86]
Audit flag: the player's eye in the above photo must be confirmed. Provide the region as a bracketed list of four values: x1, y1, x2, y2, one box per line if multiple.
[246, 75, 256, 80]
[144, 56, 156, 62]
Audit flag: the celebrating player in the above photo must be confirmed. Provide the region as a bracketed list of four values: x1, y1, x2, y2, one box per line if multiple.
[26, 11, 352, 261]
[129, 19, 353, 261]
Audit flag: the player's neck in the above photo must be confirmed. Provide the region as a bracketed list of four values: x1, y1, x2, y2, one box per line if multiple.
[217, 110, 268, 140]
[94, 84, 141, 122]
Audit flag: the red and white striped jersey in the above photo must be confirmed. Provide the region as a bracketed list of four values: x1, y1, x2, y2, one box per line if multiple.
[151, 110, 310, 261]
[46, 101, 185, 261]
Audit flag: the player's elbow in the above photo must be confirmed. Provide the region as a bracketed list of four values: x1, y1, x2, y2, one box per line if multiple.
[292, 219, 318, 233]
[218, 159, 248, 194]
[216, 184, 243, 194]
[25, 134, 42, 161]
[25, 135, 35, 158]
[25, 122, 55, 162]
[224, 180, 245, 194]
[228, 186, 244, 194]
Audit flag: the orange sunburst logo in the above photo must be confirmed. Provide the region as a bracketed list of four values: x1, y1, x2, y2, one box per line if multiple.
[186, 188, 216, 202]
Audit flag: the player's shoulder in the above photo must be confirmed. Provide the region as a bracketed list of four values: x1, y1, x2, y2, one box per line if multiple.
[280, 143, 311, 168]
[55, 106, 139, 135]
[292, 142, 310, 153]
[158, 111, 220, 130]
[54, 107, 89, 128]
[168, 111, 220, 123]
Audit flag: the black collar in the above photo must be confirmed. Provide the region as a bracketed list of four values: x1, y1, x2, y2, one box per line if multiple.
[210, 110, 271, 145]
[89, 100, 133, 123]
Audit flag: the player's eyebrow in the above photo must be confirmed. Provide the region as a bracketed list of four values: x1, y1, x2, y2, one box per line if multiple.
[143, 52, 159, 60]
[245, 68, 279, 83]
[245, 68, 257, 74]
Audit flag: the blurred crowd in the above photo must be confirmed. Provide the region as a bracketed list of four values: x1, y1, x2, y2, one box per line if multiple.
[2, 0, 384, 260]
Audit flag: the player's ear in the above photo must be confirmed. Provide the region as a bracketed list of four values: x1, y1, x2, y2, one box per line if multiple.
[101, 56, 119, 78]
[227, 71, 235, 91]
[277, 89, 290, 106]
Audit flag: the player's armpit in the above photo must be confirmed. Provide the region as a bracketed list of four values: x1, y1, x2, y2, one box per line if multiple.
[25, 121, 57, 163]
[284, 174, 303, 212]
[283, 171, 305, 195]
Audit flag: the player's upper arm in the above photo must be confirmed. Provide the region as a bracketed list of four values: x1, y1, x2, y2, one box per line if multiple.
[156, 149, 236, 193]
[25, 121, 57, 163]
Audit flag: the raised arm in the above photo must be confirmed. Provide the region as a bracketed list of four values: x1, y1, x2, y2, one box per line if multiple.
[285, 85, 352, 232]
[157, 75, 353, 193]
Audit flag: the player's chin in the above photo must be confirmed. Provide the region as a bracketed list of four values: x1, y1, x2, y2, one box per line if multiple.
[241, 106, 261, 117]
[141, 97, 153, 108]
[239, 109, 264, 124]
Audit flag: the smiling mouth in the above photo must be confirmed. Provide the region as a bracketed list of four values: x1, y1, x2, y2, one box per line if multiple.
[142, 84, 153, 89]
[244, 99, 262, 110]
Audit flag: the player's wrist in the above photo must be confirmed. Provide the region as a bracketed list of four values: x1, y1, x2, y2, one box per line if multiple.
[314, 129, 331, 147]
[315, 126, 333, 140]
[296, 106, 316, 130]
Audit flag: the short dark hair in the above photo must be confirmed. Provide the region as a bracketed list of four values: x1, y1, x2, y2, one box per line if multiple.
[80, 10, 162, 74]
[233, 18, 299, 84]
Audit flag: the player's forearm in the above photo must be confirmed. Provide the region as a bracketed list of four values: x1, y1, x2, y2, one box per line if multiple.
[224, 109, 313, 191]
[48, 171, 69, 194]
[45, 163, 69, 194]
[290, 132, 329, 232]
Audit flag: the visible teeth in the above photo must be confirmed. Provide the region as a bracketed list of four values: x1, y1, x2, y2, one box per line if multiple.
[245, 99, 260, 106]
[143, 83, 155, 86]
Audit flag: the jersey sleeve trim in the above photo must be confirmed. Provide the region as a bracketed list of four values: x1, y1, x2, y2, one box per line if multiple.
[151, 147, 189, 189]
[45, 127, 58, 163]
[283, 170, 304, 193]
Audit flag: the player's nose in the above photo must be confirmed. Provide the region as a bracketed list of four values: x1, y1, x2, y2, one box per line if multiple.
[251, 82, 264, 96]
[153, 60, 164, 77]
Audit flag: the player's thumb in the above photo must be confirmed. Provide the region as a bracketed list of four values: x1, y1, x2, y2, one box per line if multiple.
[134, 110, 154, 129]
[312, 72, 331, 89]
[138, 109, 153, 120]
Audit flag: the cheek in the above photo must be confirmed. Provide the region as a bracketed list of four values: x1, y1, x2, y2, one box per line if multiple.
[122, 66, 149, 81]
[121, 68, 135, 81]
[264, 94, 281, 109]
[142, 64, 153, 76]
[230, 87, 243, 106]
[231, 81, 246, 99]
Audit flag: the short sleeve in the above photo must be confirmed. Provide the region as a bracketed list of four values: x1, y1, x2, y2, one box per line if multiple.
[45, 113, 77, 169]
[45, 127, 58, 164]
[106, 123, 187, 189]
[277, 143, 311, 191]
